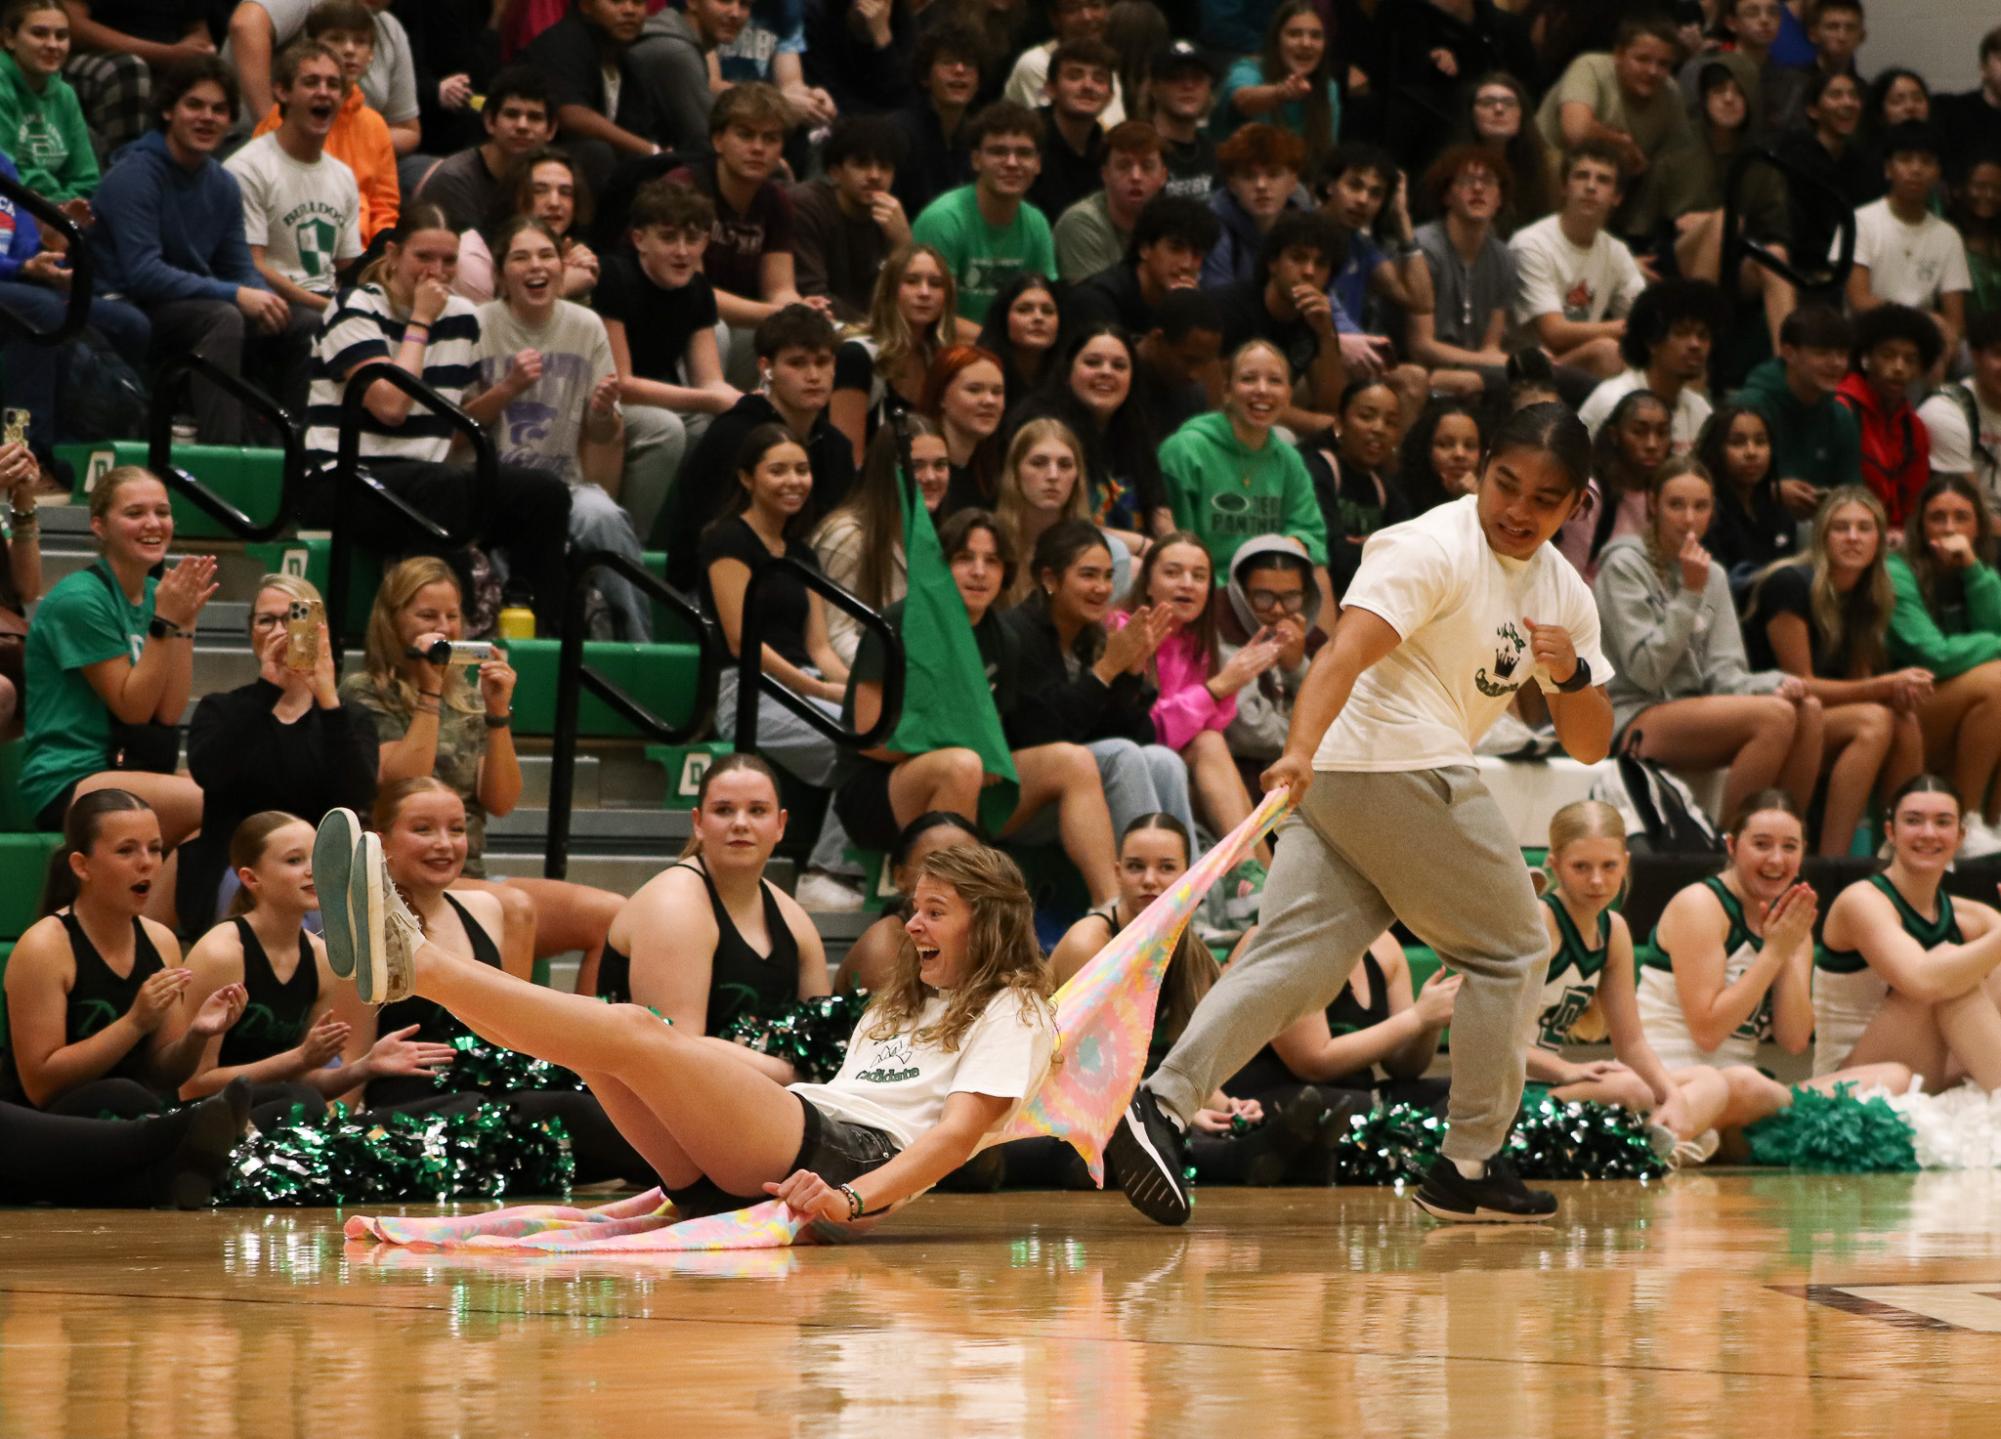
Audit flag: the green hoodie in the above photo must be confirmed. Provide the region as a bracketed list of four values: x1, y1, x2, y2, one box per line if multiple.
[1886, 551, 2001, 678]
[1731, 358, 1862, 493]
[1159, 410, 1328, 579]
[0, 51, 97, 202]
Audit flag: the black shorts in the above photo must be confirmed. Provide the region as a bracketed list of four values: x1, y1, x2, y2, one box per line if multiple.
[833, 759, 902, 852]
[792, 1094, 900, 1186]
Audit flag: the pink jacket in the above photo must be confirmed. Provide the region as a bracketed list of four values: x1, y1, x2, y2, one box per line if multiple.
[1113, 612, 1235, 751]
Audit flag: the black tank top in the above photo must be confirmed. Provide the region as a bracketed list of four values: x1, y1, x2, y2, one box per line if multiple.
[1, 912, 165, 1104]
[376, 893, 501, 1047]
[217, 917, 321, 1068]
[1225, 946, 1391, 1096]
[595, 861, 798, 1033]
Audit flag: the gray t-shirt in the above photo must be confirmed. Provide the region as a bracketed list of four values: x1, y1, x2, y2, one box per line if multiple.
[1414, 220, 1515, 352]
[473, 299, 616, 487]
[225, 0, 420, 124]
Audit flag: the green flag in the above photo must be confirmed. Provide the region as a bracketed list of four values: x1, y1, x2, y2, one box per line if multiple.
[889, 470, 1018, 832]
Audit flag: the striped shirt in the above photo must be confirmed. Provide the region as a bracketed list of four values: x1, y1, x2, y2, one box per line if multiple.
[306, 284, 483, 467]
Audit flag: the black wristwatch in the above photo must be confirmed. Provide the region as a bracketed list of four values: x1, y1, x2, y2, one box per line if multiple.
[1555, 657, 1593, 693]
[148, 616, 188, 640]
[484, 711, 513, 730]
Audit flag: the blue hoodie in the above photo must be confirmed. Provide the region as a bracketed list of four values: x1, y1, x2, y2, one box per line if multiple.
[0, 151, 41, 283]
[90, 130, 264, 305]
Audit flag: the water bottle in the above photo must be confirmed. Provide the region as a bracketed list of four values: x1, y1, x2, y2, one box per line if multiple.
[497, 582, 536, 641]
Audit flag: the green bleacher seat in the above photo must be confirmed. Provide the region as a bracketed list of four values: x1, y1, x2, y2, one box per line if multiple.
[60, 442, 288, 541]
[639, 550, 702, 647]
[244, 538, 380, 635]
[506, 638, 704, 737]
[0, 833, 61, 940]
[644, 742, 735, 802]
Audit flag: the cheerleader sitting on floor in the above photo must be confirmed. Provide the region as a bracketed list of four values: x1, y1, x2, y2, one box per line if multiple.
[313, 810, 1056, 1225]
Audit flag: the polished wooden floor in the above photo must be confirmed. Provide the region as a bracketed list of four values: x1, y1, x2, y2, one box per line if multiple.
[6, 1174, 2001, 1438]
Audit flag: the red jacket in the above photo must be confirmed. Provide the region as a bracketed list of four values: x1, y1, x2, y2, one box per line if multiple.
[1834, 371, 1930, 529]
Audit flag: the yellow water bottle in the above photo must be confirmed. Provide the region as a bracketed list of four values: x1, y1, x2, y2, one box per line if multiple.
[497, 602, 536, 641]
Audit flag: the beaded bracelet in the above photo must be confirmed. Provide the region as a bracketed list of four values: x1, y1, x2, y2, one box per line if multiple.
[839, 1183, 865, 1220]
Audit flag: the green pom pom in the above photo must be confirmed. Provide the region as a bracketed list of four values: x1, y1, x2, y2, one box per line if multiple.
[719, 992, 872, 1083]
[435, 1032, 588, 1094]
[214, 1100, 575, 1207]
[1743, 1083, 1918, 1172]
[1328, 1093, 1668, 1185]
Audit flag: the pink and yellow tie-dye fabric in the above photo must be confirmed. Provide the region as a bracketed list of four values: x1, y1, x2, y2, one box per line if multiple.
[983, 788, 1292, 1184]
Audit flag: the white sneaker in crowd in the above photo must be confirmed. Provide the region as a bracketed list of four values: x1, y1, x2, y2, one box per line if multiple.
[794, 870, 866, 912]
[1958, 815, 2001, 861]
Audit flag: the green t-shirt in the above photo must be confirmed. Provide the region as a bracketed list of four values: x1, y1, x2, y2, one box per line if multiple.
[20, 562, 154, 819]
[910, 184, 1058, 324]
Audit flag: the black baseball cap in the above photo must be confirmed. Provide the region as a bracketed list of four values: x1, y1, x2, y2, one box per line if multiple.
[1151, 40, 1219, 81]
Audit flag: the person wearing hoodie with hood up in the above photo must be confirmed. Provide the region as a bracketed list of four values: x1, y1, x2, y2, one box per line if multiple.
[1214, 533, 1325, 784]
[1160, 337, 1333, 620]
[630, 0, 750, 155]
[91, 56, 297, 447]
[1833, 302, 1939, 532]
[1595, 456, 1827, 830]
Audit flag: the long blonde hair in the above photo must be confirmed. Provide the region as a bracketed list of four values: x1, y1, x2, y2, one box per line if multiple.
[994, 417, 1089, 602]
[865, 844, 1055, 1054]
[1641, 456, 1714, 586]
[859, 245, 960, 381]
[361, 556, 479, 715]
[1749, 485, 1892, 678]
[1543, 799, 1629, 904]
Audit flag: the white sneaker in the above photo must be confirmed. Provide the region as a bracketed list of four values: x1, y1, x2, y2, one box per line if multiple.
[351, 832, 420, 1004]
[794, 870, 865, 912]
[1960, 815, 2001, 861]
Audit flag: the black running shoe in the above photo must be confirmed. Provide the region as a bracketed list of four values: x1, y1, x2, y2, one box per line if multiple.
[1105, 1088, 1191, 1225]
[1412, 1154, 1558, 1223]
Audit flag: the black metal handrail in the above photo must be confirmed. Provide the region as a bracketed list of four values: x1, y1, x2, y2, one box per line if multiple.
[1723, 145, 1857, 294]
[0, 170, 91, 344]
[327, 364, 497, 660]
[544, 549, 722, 880]
[732, 558, 904, 753]
[145, 353, 303, 541]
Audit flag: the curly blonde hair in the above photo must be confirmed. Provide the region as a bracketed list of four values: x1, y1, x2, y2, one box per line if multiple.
[865, 843, 1054, 1054]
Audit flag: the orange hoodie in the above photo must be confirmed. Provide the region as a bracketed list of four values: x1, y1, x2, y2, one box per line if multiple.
[252, 84, 398, 240]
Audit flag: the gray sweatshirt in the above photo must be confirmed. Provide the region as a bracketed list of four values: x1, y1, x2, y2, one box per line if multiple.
[1593, 532, 1780, 739]
[1215, 534, 1325, 763]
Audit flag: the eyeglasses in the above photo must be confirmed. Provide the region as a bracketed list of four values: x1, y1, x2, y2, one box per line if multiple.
[1474, 93, 1520, 110]
[1247, 588, 1307, 614]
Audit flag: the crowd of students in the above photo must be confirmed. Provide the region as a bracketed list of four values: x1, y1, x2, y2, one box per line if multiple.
[7, 0, 2001, 1208]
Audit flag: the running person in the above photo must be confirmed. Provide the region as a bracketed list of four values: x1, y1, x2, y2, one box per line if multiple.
[1107, 401, 1617, 1224]
[1816, 774, 2001, 1091]
[313, 815, 1056, 1226]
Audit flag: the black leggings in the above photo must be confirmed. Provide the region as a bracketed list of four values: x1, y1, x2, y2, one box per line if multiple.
[46, 1076, 324, 1133]
[339, 457, 573, 628]
[0, 1099, 216, 1207]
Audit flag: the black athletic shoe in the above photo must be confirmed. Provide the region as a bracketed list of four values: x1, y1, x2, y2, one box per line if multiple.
[1412, 1154, 1558, 1223]
[1105, 1088, 1191, 1225]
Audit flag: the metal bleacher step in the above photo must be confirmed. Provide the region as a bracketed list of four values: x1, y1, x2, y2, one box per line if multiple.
[486, 805, 688, 846]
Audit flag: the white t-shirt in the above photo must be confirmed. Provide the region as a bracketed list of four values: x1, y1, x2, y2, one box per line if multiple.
[1577, 368, 1712, 454]
[1314, 496, 1614, 772]
[224, 133, 362, 298]
[474, 299, 616, 487]
[790, 990, 1056, 1151]
[1508, 214, 1647, 330]
[1917, 381, 2001, 506]
[1841, 198, 1973, 309]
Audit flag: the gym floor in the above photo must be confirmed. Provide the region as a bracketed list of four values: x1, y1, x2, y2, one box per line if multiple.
[3, 1174, 1999, 1438]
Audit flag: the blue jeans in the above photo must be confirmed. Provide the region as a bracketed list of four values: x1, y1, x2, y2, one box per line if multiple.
[0, 281, 151, 458]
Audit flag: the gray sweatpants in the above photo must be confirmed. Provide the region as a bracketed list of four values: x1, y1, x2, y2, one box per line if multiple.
[1147, 765, 1547, 1163]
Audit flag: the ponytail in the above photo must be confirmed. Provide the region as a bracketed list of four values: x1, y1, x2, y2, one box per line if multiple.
[38, 789, 154, 917]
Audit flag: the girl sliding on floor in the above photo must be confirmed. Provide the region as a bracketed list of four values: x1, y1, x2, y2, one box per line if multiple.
[314, 811, 1056, 1226]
